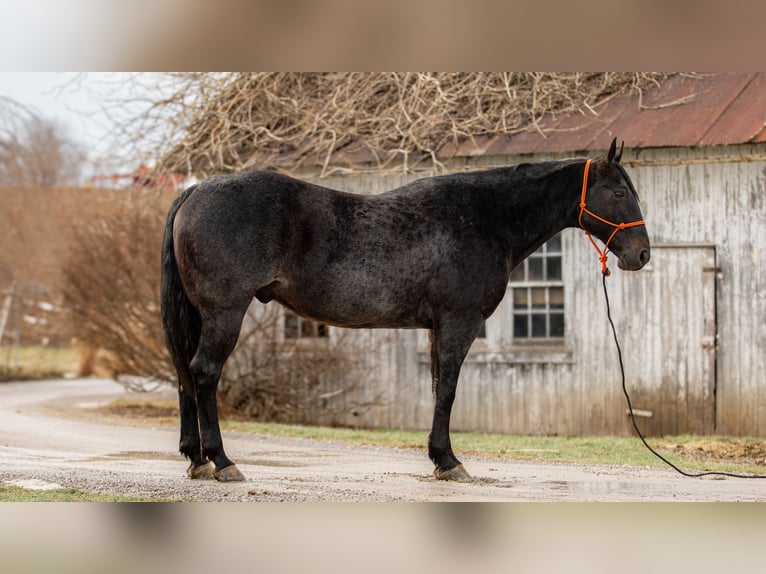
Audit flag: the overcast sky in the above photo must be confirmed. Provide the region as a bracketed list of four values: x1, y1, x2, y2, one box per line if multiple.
[1, 73, 125, 158]
[0, 72, 161, 178]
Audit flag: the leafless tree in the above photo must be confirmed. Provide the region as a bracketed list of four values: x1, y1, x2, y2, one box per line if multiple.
[0, 96, 86, 187]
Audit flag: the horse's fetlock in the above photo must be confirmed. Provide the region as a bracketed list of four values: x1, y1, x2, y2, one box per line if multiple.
[179, 439, 199, 457]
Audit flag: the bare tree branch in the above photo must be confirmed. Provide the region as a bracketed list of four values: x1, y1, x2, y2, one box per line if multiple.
[117, 73, 676, 177]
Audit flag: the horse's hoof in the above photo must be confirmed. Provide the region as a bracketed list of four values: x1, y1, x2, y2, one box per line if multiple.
[214, 464, 246, 482]
[187, 461, 215, 480]
[434, 464, 472, 482]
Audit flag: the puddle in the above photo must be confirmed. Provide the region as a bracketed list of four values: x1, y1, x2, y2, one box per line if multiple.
[547, 480, 634, 496]
[7, 479, 64, 491]
[83, 451, 308, 468]
[238, 458, 308, 468]
[412, 474, 516, 488]
[85, 450, 179, 462]
[75, 401, 110, 409]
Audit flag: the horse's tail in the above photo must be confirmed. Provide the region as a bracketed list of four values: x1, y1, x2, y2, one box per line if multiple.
[160, 184, 200, 397]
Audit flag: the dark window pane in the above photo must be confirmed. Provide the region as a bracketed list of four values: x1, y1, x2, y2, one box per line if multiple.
[531, 314, 547, 337]
[477, 321, 487, 338]
[528, 257, 544, 280]
[550, 313, 565, 337]
[514, 314, 528, 338]
[546, 256, 562, 280]
[284, 314, 299, 338]
[300, 319, 328, 338]
[510, 264, 525, 281]
[547, 234, 562, 253]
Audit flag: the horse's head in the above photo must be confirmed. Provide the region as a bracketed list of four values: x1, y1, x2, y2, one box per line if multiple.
[579, 138, 650, 272]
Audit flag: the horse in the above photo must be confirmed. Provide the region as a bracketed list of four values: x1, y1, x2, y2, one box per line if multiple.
[160, 137, 650, 482]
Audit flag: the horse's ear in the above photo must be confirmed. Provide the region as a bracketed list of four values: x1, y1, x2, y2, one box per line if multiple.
[595, 137, 622, 174]
[607, 137, 618, 164]
[614, 140, 624, 164]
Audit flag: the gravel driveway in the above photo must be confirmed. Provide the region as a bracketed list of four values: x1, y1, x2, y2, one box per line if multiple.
[1, 378, 765, 501]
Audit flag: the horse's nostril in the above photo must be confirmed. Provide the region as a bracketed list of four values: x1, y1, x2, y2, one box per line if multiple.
[639, 249, 650, 265]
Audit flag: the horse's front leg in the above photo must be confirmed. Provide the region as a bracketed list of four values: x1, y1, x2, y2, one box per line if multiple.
[428, 315, 482, 481]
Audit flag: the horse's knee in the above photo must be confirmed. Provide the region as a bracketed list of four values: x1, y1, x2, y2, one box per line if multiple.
[189, 355, 223, 393]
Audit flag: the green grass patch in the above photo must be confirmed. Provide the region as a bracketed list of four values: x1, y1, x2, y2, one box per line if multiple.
[222, 420, 766, 475]
[0, 484, 169, 502]
[0, 345, 79, 378]
[100, 397, 179, 420]
[223, 419, 427, 448]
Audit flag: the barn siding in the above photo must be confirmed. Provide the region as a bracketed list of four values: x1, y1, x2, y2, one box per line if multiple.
[627, 145, 766, 436]
[237, 144, 766, 436]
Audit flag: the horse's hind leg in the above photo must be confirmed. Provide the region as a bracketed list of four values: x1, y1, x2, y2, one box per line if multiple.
[179, 389, 214, 479]
[190, 305, 249, 482]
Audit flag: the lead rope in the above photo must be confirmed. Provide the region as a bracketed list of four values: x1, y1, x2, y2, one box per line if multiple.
[601, 272, 766, 479]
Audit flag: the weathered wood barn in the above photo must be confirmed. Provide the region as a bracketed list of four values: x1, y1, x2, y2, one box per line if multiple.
[235, 72, 766, 437]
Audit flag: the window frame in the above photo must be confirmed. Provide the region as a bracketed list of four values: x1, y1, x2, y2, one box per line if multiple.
[282, 310, 329, 340]
[508, 233, 566, 345]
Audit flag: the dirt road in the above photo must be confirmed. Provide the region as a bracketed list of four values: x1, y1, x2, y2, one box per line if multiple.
[1, 378, 764, 501]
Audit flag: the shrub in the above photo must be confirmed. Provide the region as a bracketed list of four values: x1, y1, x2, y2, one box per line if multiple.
[220, 303, 386, 425]
[59, 192, 171, 381]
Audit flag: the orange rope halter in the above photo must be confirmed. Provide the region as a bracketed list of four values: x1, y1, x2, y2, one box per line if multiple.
[578, 159, 646, 276]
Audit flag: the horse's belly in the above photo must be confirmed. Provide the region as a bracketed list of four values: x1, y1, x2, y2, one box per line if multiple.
[271, 278, 428, 329]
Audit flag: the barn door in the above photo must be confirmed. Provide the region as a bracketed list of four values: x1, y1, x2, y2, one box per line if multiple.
[619, 245, 717, 436]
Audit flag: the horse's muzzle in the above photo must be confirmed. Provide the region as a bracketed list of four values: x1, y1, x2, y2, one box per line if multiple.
[618, 245, 651, 271]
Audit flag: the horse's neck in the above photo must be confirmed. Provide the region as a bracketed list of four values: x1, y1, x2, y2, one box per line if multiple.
[494, 160, 584, 264]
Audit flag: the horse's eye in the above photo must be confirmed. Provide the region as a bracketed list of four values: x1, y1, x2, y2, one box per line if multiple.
[614, 187, 626, 199]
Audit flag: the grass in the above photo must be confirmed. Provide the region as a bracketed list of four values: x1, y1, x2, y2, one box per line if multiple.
[219, 420, 766, 475]
[0, 484, 169, 502]
[0, 345, 80, 379]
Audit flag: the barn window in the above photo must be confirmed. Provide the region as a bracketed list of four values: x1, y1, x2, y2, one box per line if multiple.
[283, 311, 328, 339]
[509, 234, 564, 340]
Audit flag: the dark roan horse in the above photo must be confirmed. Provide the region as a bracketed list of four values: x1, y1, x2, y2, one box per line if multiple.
[161, 138, 650, 482]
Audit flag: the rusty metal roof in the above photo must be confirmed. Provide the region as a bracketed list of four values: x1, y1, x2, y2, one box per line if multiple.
[437, 72, 766, 158]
